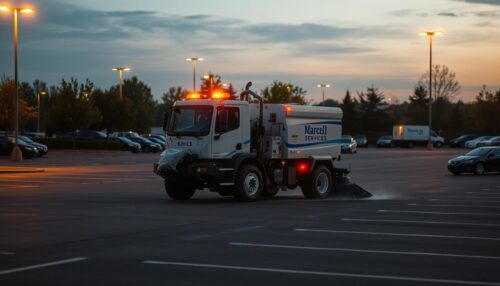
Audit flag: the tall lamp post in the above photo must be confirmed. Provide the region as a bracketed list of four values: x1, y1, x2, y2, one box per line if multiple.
[419, 31, 444, 151]
[186, 57, 203, 93]
[0, 6, 34, 162]
[112, 67, 130, 100]
[37, 91, 46, 133]
[317, 83, 331, 103]
[204, 73, 214, 96]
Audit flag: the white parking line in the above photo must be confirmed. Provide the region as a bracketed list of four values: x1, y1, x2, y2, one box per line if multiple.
[430, 199, 500, 203]
[340, 218, 500, 228]
[230, 242, 500, 260]
[294, 229, 500, 241]
[0, 257, 88, 275]
[408, 203, 500, 209]
[142, 260, 500, 286]
[0, 252, 15, 255]
[378, 209, 500, 216]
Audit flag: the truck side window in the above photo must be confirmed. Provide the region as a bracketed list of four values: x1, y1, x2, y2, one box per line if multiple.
[216, 107, 240, 133]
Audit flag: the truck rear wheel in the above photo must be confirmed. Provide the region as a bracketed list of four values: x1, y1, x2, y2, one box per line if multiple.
[234, 165, 263, 202]
[164, 176, 196, 200]
[301, 165, 332, 199]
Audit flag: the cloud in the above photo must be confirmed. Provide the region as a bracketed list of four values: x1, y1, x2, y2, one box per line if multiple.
[437, 12, 460, 16]
[454, 0, 500, 5]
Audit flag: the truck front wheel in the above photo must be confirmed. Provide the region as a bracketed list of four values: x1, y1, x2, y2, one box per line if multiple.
[234, 165, 263, 202]
[301, 165, 332, 199]
[164, 176, 196, 200]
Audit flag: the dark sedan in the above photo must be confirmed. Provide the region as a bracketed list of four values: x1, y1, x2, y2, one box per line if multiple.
[0, 136, 39, 159]
[109, 137, 142, 153]
[19, 135, 48, 155]
[353, 135, 368, 147]
[448, 147, 500, 175]
[449, 134, 478, 148]
[129, 136, 162, 153]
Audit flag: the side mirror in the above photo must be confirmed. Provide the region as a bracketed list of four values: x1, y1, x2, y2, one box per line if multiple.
[163, 111, 169, 131]
[215, 109, 229, 136]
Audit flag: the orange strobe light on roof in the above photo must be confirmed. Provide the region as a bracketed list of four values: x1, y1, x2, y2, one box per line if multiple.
[186, 93, 201, 99]
[211, 91, 230, 100]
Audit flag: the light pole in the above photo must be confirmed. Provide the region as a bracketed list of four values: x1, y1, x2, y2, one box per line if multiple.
[37, 91, 46, 133]
[0, 6, 34, 162]
[204, 73, 214, 96]
[419, 31, 444, 151]
[186, 57, 203, 93]
[317, 84, 331, 103]
[112, 67, 130, 100]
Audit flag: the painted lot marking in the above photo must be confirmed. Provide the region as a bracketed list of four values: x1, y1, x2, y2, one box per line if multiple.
[230, 242, 500, 260]
[181, 225, 263, 241]
[0, 257, 88, 276]
[0, 185, 39, 190]
[294, 229, 500, 242]
[142, 260, 500, 286]
[378, 209, 500, 216]
[341, 218, 500, 228]
[0, 252, 15, 255]
[408, 203, 500, 210]
[430, 198, 500, 204]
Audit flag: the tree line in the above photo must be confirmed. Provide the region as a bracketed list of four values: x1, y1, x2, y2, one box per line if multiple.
[0, 65, 498, 139]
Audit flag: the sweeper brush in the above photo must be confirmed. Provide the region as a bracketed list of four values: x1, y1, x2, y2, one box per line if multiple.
[333, 168, 372, 199]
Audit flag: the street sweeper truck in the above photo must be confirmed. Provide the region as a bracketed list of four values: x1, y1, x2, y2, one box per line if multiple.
[154, 82, 371, 202]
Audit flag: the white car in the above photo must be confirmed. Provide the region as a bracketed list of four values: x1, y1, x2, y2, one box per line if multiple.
[477, 136, 500, 147]
[465, 136, 493, 149]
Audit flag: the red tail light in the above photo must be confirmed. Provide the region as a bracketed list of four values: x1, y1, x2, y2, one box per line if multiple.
[297, 162, 310, 174]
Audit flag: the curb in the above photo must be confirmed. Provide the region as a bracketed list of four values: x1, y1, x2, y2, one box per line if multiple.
[0, 168, 46, 174]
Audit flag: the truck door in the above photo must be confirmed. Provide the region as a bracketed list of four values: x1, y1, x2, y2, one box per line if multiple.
[211, 106, 243, 158]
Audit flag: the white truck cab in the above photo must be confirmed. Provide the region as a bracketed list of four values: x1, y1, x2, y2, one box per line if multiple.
[154, 83, 346, 202]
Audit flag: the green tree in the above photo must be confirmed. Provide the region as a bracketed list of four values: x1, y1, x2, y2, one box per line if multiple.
[45, 78, 101, 134]
[407, 84, 428, 125]
[199, 74, 236, 99]
[357, 85, 390, 134]
[262, 81, 308, 104]
[118, 76, 156, 133]
[0, 77, 36, 132]
[340, 90, 358, 134]
[90, 88, 134, 132]
[472, 85, 500, 134]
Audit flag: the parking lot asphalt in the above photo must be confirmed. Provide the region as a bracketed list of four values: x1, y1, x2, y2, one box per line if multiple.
[1, 148, 500, 286]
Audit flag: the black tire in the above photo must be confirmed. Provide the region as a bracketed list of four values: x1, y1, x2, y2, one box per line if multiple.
[474, 163, 485, 175]
[301, 165, 333, 199]
[262, 186, 280, 197]
[234, 165, 263, 202]
[452, 170, 462, 176]
[164, 176, 196, 200]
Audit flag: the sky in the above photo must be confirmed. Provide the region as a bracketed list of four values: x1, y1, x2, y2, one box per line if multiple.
[0, 0, 499, 103]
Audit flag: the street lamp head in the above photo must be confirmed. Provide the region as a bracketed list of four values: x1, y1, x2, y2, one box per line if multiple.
[113, 67, 131, 71]
[419, 31, 444, 37]
[186, 57, 203, 62]
[317, 84, 331, 88]
[20, 8, 34, 14]
[0, 6, 11, 12]
[40, 91, 47, 95]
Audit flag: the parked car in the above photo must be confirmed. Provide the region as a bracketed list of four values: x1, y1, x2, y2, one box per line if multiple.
[19, 135, 48, 155]
[477, 136, 500, 147]
[449, 134, 478, 148]
[353, 135, 368, 147]
[109, 137, 142, 153]
[109, 131, 140, 139]
[448, 147, 500, 175]
[465, 136, 493, 149]
[57, 130, 107, 141]
[145, 136, 165, 150]
[339, 137, 357, 153]
[129, 136, 162, 153]
[0, 136, 39, 159]
[376, 136, 392, 148]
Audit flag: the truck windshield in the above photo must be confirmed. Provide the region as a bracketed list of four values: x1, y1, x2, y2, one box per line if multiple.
[167, 106, 213, 136]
